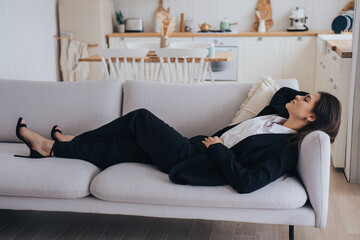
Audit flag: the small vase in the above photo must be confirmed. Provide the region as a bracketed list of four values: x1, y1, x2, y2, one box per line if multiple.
[258, 19, 266, 33]
[160, 36, 169, 48]
[117, 24, 125, 33]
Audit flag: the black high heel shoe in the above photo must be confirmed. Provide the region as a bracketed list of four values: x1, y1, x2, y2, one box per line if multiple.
[15, 117, 54, 158]
[51, 125, 62, 142]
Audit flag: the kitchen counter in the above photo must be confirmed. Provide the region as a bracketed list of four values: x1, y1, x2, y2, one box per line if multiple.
[326, 40, 352, 58]
[107, 30, 332, 38]
[79, 52, 235, 63]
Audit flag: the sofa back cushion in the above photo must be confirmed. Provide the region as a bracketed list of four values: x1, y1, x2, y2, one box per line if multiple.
[122, 79, 298, 138]
[0, 79, 122, 142]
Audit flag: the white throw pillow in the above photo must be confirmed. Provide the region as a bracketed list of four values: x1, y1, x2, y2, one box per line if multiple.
[229, 75, 280, 126]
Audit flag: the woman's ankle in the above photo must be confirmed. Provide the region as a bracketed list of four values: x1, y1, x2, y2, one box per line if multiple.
[68, 135, 75, 141]
[55, 132, 75, 142]
[46, 140, 55, 156]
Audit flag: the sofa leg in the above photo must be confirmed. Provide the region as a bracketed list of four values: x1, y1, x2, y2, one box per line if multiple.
[289, 225, 294, 240]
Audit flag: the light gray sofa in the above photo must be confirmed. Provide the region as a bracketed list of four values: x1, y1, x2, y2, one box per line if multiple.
[0, 78, 331, 239]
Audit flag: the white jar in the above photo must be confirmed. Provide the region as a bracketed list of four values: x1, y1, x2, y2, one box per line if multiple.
[258, 19, 266, 33]
[154, 15, 162, 33]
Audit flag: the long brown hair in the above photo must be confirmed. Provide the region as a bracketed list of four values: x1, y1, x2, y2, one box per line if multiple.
[287, 91, 342, 148]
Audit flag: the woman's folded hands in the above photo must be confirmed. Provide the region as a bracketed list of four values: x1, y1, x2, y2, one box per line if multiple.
[202, 136, 224, 148]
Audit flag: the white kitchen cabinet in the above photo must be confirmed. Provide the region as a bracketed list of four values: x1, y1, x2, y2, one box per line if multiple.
[238, 37, 285, 83]
[283, 37, 316, 93]
[107, 37, 193, 81]
[108, 37, 159, 48]
[315, 38, 328, 92]
[108, 37, 192, 49]
[108, 37, 132, 48]
[109, 35, 317, 85]
[168, 37, 193, 44]
[315, 43, 352, 170]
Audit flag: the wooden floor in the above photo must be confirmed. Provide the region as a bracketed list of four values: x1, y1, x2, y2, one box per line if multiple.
[0, 164, 360, 240]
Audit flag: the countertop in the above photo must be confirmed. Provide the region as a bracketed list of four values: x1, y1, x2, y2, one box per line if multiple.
[326, 40, 352, 58]
[107, 30, 332, 38]
[107, 30, 353, 58]
[80, 52, 235, 62]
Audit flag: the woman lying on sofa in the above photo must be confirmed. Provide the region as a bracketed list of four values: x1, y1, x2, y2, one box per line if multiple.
[15, 87, 341, 193]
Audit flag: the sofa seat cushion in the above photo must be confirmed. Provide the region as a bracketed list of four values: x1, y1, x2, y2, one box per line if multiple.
[0, 143, 101, 199]
[90, 162, 308, 210]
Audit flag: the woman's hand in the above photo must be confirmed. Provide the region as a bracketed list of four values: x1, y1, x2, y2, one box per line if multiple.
[202, 136, 224, 148]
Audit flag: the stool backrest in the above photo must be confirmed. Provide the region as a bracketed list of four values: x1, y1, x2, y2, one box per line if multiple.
[155, 48, 209, 83]
[125, 42, 163, 81]
[97, 48, 148, 81]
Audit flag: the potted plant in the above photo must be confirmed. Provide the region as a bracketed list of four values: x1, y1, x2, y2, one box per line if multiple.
[116, 11, 125, 33]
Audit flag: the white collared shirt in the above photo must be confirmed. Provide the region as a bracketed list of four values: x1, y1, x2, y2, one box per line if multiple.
[220, 114, 296, 149]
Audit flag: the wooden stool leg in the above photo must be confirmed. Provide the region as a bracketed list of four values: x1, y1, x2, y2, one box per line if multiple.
[202, 62, 208, 82]
[208, 63, 214, 83]
[101, 58, 110, 79]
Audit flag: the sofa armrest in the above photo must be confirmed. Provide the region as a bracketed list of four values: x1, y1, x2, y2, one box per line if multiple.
[297, 131, 331, 228]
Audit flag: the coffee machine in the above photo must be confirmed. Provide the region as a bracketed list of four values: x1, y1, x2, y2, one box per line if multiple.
[287, 7, 308, 31]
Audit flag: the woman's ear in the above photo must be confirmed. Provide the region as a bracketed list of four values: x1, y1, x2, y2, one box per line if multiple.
[307, 114, 316, 123]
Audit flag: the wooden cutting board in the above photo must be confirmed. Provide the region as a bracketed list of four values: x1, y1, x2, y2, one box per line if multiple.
[155, 0, 169, 16]
[253, 0, 273, 31]
[155, 0, 165, 16]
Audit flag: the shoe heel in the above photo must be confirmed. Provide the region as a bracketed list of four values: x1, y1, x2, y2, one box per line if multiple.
[29, 150, 45, 158]
[14, 154, 31, 158]
[14, 150, 45, 159]
[15, 117, 47, 159]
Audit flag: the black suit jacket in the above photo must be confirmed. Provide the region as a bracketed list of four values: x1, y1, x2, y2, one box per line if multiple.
[168, 87, 308, 193]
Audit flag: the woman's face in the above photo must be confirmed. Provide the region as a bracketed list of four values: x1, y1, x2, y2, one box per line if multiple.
[286, 93, 321, 122]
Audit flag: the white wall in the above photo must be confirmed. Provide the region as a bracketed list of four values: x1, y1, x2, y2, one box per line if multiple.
[116, 0, 349, 32]
[0, 0, 350, 82]
[0, 0, 60, 82]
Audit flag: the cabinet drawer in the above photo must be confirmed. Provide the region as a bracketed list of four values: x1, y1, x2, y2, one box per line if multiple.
[328, 50, 341, 72]
[108, 37, 193, 49]
[329, 66, 340, 80]
[326, 73, 340, 96]
[108, 37, 132, 48]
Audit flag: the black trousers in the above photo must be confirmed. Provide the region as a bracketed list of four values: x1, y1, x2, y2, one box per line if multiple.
[53, 109, 205, 173]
